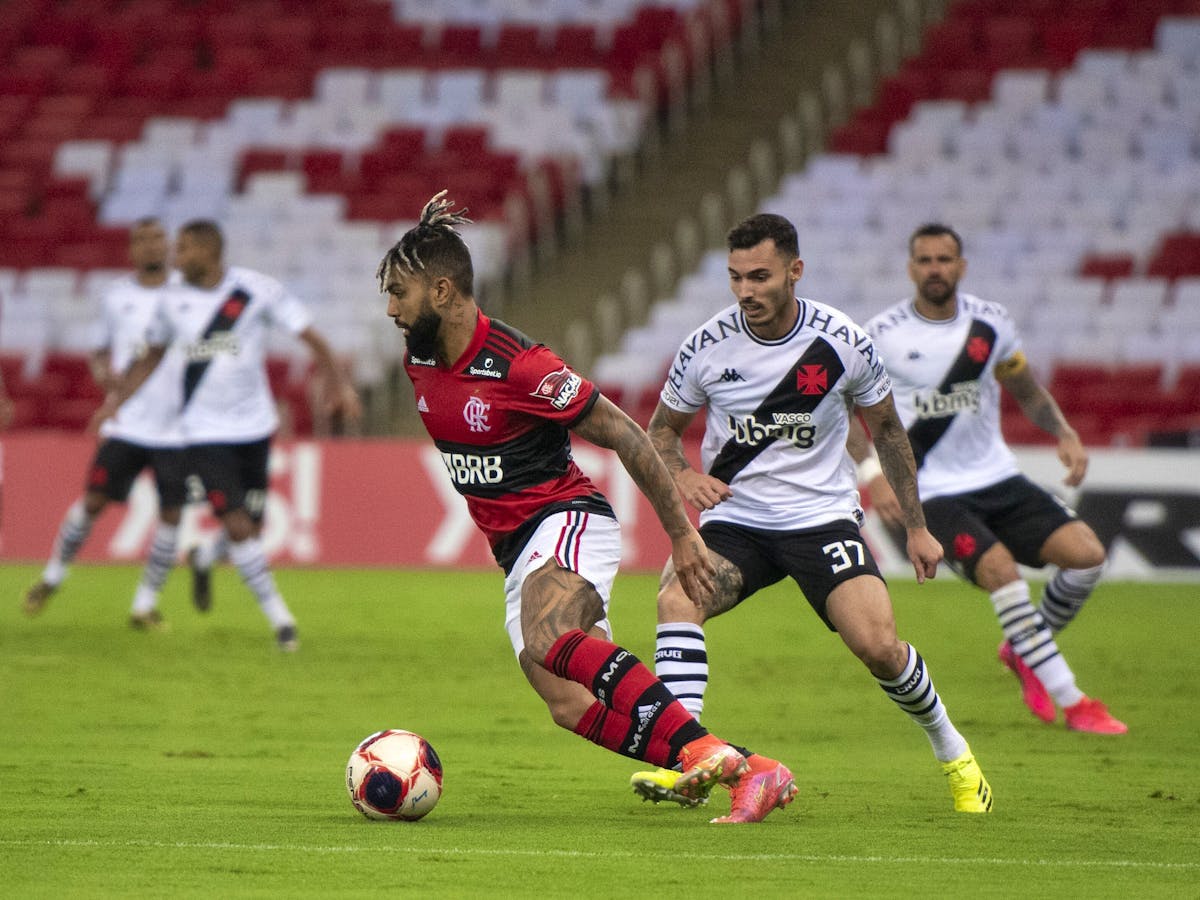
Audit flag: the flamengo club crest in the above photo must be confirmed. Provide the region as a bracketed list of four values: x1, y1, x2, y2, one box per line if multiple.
[796, 364, 828, 395]
[463, 396, 491, 432]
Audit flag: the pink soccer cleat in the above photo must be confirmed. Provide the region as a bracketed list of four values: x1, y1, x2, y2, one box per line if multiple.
[710, 754, 797, 824]
[673, 735, 748, 803]
[1064, 697, 1128, 734]
[998, 641, 1056, 723]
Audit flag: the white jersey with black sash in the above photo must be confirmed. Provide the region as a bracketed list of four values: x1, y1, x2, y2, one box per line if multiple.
[865, 293, 1022, 502]
[660, 297, 892, 531]
[145, 266, 313, 444]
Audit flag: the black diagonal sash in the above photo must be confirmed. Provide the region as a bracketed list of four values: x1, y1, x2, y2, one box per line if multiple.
[708, 338, 845, 485]
[907, 318, 997, 468]
[182, 288, 250, 406]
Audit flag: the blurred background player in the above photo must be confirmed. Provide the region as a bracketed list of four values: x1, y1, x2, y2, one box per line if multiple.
[378, 191, 781, 820]
[859, 223, 1125, 734]
[23, 218, 187, 629]
[632, 212, 993, 814]
[93, 220, 362, 650]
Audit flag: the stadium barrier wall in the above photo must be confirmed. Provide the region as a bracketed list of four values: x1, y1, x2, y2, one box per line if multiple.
[3, 434, 1198, 580]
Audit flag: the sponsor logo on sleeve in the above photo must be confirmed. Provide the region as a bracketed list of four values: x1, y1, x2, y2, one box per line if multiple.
[531, 366, 583, 410]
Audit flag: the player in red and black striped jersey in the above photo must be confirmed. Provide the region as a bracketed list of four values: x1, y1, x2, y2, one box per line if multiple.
[378, 191, 792, 820]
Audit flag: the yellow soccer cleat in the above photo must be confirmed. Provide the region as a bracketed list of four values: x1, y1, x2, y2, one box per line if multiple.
[630, 767, 704, 807]
[942, 747, 993, 813]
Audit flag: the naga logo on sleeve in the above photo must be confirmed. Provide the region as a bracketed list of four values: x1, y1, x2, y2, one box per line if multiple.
[531, 366, 583, 410]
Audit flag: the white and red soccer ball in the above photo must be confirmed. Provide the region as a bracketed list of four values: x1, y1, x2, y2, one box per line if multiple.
[346, 730, 443, 821]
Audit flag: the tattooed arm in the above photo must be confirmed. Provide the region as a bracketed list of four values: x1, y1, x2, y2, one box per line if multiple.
[573, 394, 715, 600]
[857, 394, 943, 582]
[646, 401, 733, 511]
[998, 357, 1087, 486]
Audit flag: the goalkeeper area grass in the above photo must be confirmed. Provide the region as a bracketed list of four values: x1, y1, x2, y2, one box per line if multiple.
[1, 563, 1196, 898]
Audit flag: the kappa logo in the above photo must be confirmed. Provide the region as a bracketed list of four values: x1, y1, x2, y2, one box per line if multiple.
[718, 368, 745, 382]
[416, 395, 429, 413]
[796, 364, 828, 395]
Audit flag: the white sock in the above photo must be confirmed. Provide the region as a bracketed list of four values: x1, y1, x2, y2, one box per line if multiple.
[654, 622, 708, 720]
[130, 584, 158, 616]
[991, 580, 1083, 708]
[228, 537, 294, 630]
[877, 644, 968, 763]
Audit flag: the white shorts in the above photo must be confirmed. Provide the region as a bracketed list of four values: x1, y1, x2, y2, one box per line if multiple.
[502, 510, 621, 657]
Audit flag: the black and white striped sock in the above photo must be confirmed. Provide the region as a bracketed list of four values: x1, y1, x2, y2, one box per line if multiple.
[42, 499, 93, 585]
[1040, 564, 1104, 633]
[993, 580, 1083, 707]
[877, 644, 967, 763]
[130, 523, 179, 615]
[228, 537, 294, 630]
[654, 622, 708, 720]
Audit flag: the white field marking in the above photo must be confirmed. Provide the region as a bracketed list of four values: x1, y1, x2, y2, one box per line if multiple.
[0, 839, 1197, 870]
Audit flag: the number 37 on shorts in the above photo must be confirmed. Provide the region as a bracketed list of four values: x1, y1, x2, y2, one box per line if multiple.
[822, 539, 866, 574]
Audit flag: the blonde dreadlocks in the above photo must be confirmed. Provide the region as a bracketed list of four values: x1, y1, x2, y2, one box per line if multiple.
[376, 190, 474, 292]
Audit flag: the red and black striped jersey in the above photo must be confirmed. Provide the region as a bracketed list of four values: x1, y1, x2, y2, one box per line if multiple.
[405, 311, 613, 571]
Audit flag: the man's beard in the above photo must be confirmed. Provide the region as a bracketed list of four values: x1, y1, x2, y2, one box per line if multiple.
[920, 277, 956, 304]
[405, 308, 442, 360]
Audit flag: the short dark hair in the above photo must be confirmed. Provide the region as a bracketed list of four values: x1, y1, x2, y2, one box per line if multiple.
[909, 223, 963, 257]
[376, 191, 474, 296]
[726, 213, 799, 259]
[179, 219, 225, 257]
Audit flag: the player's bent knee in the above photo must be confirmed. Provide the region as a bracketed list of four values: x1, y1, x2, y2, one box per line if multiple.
[657, 579, 700, 623]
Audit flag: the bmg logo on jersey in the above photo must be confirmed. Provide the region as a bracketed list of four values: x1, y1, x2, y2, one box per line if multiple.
[729, 414, 816, 449]
[531, 366, 582, 410]
[912, 381, 981, 418]
[185, 331, 240, 360]
[441, 451, 504, 485]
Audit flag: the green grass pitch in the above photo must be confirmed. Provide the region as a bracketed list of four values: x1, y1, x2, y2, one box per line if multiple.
[1, 562, 1197, 898]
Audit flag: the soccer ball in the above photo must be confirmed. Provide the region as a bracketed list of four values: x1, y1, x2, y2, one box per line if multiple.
[346, 729, 443, 821]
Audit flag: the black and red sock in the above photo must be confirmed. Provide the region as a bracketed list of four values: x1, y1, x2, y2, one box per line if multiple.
[549, 629, 705, 764]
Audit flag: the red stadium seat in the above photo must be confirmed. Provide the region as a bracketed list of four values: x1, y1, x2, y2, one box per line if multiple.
[1147, 233, 1200, 279]
[550, 25, 603, 69]
[434, 25, 484, 68]
[493, 25, 546, 70]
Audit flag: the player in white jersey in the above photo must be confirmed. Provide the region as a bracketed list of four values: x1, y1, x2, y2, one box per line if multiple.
[859, 223, 1125, 735]
[23, 218, 191, 628]
[93, 220, 362, 650]
[630, 213, 993, 816]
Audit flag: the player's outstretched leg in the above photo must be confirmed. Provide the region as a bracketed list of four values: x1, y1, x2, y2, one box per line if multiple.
[710, 753, 798, 824]
[545, 629, 746, 802]
[941, 746, 993, 813]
